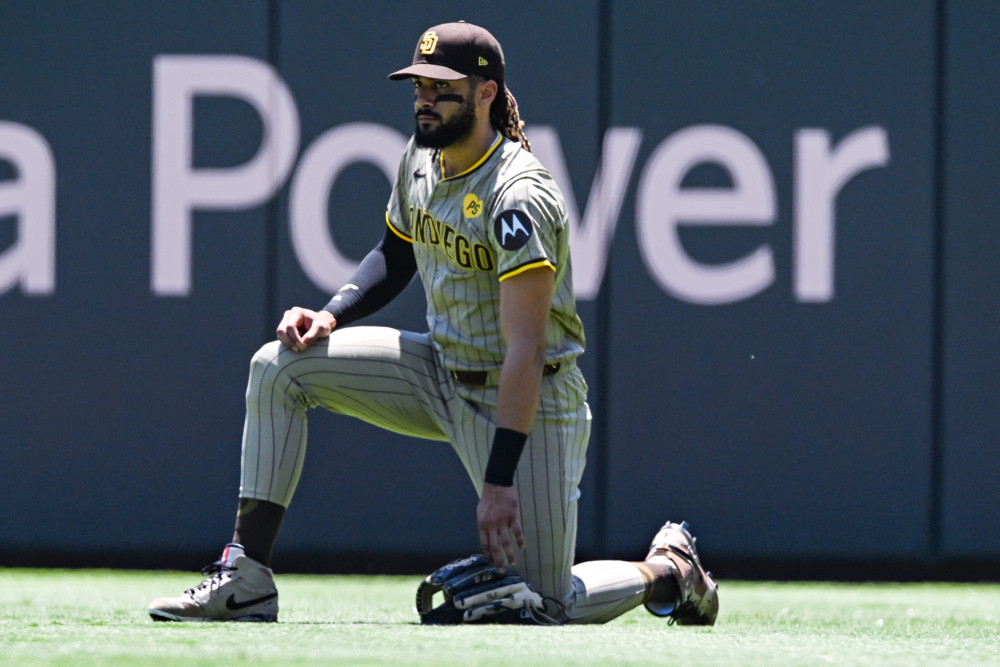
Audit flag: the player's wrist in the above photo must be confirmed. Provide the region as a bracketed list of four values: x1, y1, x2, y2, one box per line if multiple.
[317, 309, 336, 329]
[484, 427, 527, 487]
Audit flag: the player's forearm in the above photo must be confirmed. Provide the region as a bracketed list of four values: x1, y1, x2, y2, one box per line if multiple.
[485, 343, 543, 487]
[495, 341, 545, 433]
[322, 226, 416, 325]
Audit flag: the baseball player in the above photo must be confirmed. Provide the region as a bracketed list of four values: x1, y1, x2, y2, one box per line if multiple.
[148, 21, 718, 625]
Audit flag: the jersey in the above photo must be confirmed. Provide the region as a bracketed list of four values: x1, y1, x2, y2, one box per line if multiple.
[385, 133, 586, 372]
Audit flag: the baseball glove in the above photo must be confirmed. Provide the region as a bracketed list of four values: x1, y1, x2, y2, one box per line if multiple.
[415, 554, 555, 624]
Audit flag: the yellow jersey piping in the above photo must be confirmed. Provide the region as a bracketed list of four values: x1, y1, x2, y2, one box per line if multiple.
[386, 212, 413, 243]
[498, 259, 556, 281]
[439, 133, 504, 181]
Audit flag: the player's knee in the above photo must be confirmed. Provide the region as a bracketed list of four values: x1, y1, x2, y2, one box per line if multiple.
[247, 341, 284, 393]
[247, 341, 312, 408]
[249, 341, 283, 372]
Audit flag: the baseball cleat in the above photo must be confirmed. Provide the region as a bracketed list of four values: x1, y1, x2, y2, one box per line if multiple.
[148, 544, 278, 622]
[644, 520, 719, 625]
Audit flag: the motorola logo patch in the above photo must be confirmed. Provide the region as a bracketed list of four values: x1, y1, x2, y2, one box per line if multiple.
[494, 209, 533, 251]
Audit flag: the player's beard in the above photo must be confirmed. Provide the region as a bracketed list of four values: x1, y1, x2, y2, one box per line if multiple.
[414, 93, 478, 149]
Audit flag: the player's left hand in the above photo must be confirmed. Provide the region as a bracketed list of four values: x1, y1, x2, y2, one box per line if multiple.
[477, 482, 525, 571]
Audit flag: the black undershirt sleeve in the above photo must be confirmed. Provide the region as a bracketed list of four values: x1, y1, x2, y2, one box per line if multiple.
[322, 225, 417, 327]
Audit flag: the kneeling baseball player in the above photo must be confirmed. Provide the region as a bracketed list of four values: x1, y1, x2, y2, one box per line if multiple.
[148, 20, 718, 626]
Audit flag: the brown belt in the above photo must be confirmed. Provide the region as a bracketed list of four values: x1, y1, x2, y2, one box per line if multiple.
[451, 363, 561, 386]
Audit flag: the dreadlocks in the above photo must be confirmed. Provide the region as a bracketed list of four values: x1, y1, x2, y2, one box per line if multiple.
[491, 85, 531, 152]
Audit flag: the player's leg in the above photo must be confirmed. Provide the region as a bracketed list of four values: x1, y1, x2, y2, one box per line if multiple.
[455, 366, 716, 625]
[444, 364, 591, 620]
[236, 325, 452, 557]
[150, 326, 452, 622]
[518, 369, 717, 625]
[511, 368, 652, 624]
[240, 326, 449, 509]
[510, 367, 591, 611]
[565, 520, 718, 625]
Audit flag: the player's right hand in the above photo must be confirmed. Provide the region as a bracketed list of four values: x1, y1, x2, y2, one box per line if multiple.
[477, 482, 525, 572]
[276, 307, 336, 351]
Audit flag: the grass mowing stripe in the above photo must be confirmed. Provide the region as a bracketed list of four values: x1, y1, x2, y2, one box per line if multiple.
[1, 569, 998, 665]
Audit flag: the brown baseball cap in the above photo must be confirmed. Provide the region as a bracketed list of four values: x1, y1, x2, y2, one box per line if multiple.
[389, 21, 504, 83]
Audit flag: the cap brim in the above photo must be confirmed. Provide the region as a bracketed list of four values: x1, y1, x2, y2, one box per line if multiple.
[388, 63, 468, 81]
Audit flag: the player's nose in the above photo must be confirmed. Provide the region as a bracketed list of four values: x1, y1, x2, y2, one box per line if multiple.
[414, 84, 437, 108]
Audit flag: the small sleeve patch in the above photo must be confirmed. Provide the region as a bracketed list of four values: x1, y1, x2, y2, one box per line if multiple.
[494, 209, 533, 251]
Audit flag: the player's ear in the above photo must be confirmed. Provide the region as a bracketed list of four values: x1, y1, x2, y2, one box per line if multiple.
[478, 79, 499, 108]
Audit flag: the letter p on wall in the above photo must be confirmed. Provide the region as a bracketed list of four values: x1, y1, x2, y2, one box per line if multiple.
[151, 55, 300, 296]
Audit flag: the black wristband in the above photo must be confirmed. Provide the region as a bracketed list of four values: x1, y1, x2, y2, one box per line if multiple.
[484, 427, 528, 487]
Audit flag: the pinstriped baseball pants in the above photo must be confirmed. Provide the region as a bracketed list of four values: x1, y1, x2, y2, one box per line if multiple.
[240, 325, 648, 623]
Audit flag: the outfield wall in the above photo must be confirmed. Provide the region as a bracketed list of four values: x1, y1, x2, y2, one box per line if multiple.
[2, 1, 998, 577]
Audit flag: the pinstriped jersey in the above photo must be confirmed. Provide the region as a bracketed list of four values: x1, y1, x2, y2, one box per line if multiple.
[386, 133, 586, 371]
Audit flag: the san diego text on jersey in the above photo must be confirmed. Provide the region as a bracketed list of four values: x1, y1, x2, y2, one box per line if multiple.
[408, 205, 496, 272]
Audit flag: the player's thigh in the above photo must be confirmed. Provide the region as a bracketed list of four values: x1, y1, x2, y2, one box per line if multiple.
[250, 326, 451, 441]
[515, 380, 592, 605]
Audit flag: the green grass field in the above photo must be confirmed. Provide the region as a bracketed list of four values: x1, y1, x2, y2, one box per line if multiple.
[1, 568, 998, 666]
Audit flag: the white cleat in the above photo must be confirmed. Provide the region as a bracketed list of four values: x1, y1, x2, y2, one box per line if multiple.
[148, 544, 278, 622]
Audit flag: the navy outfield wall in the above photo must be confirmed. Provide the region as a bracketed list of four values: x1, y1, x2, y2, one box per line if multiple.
[0, 1, 997, 577]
